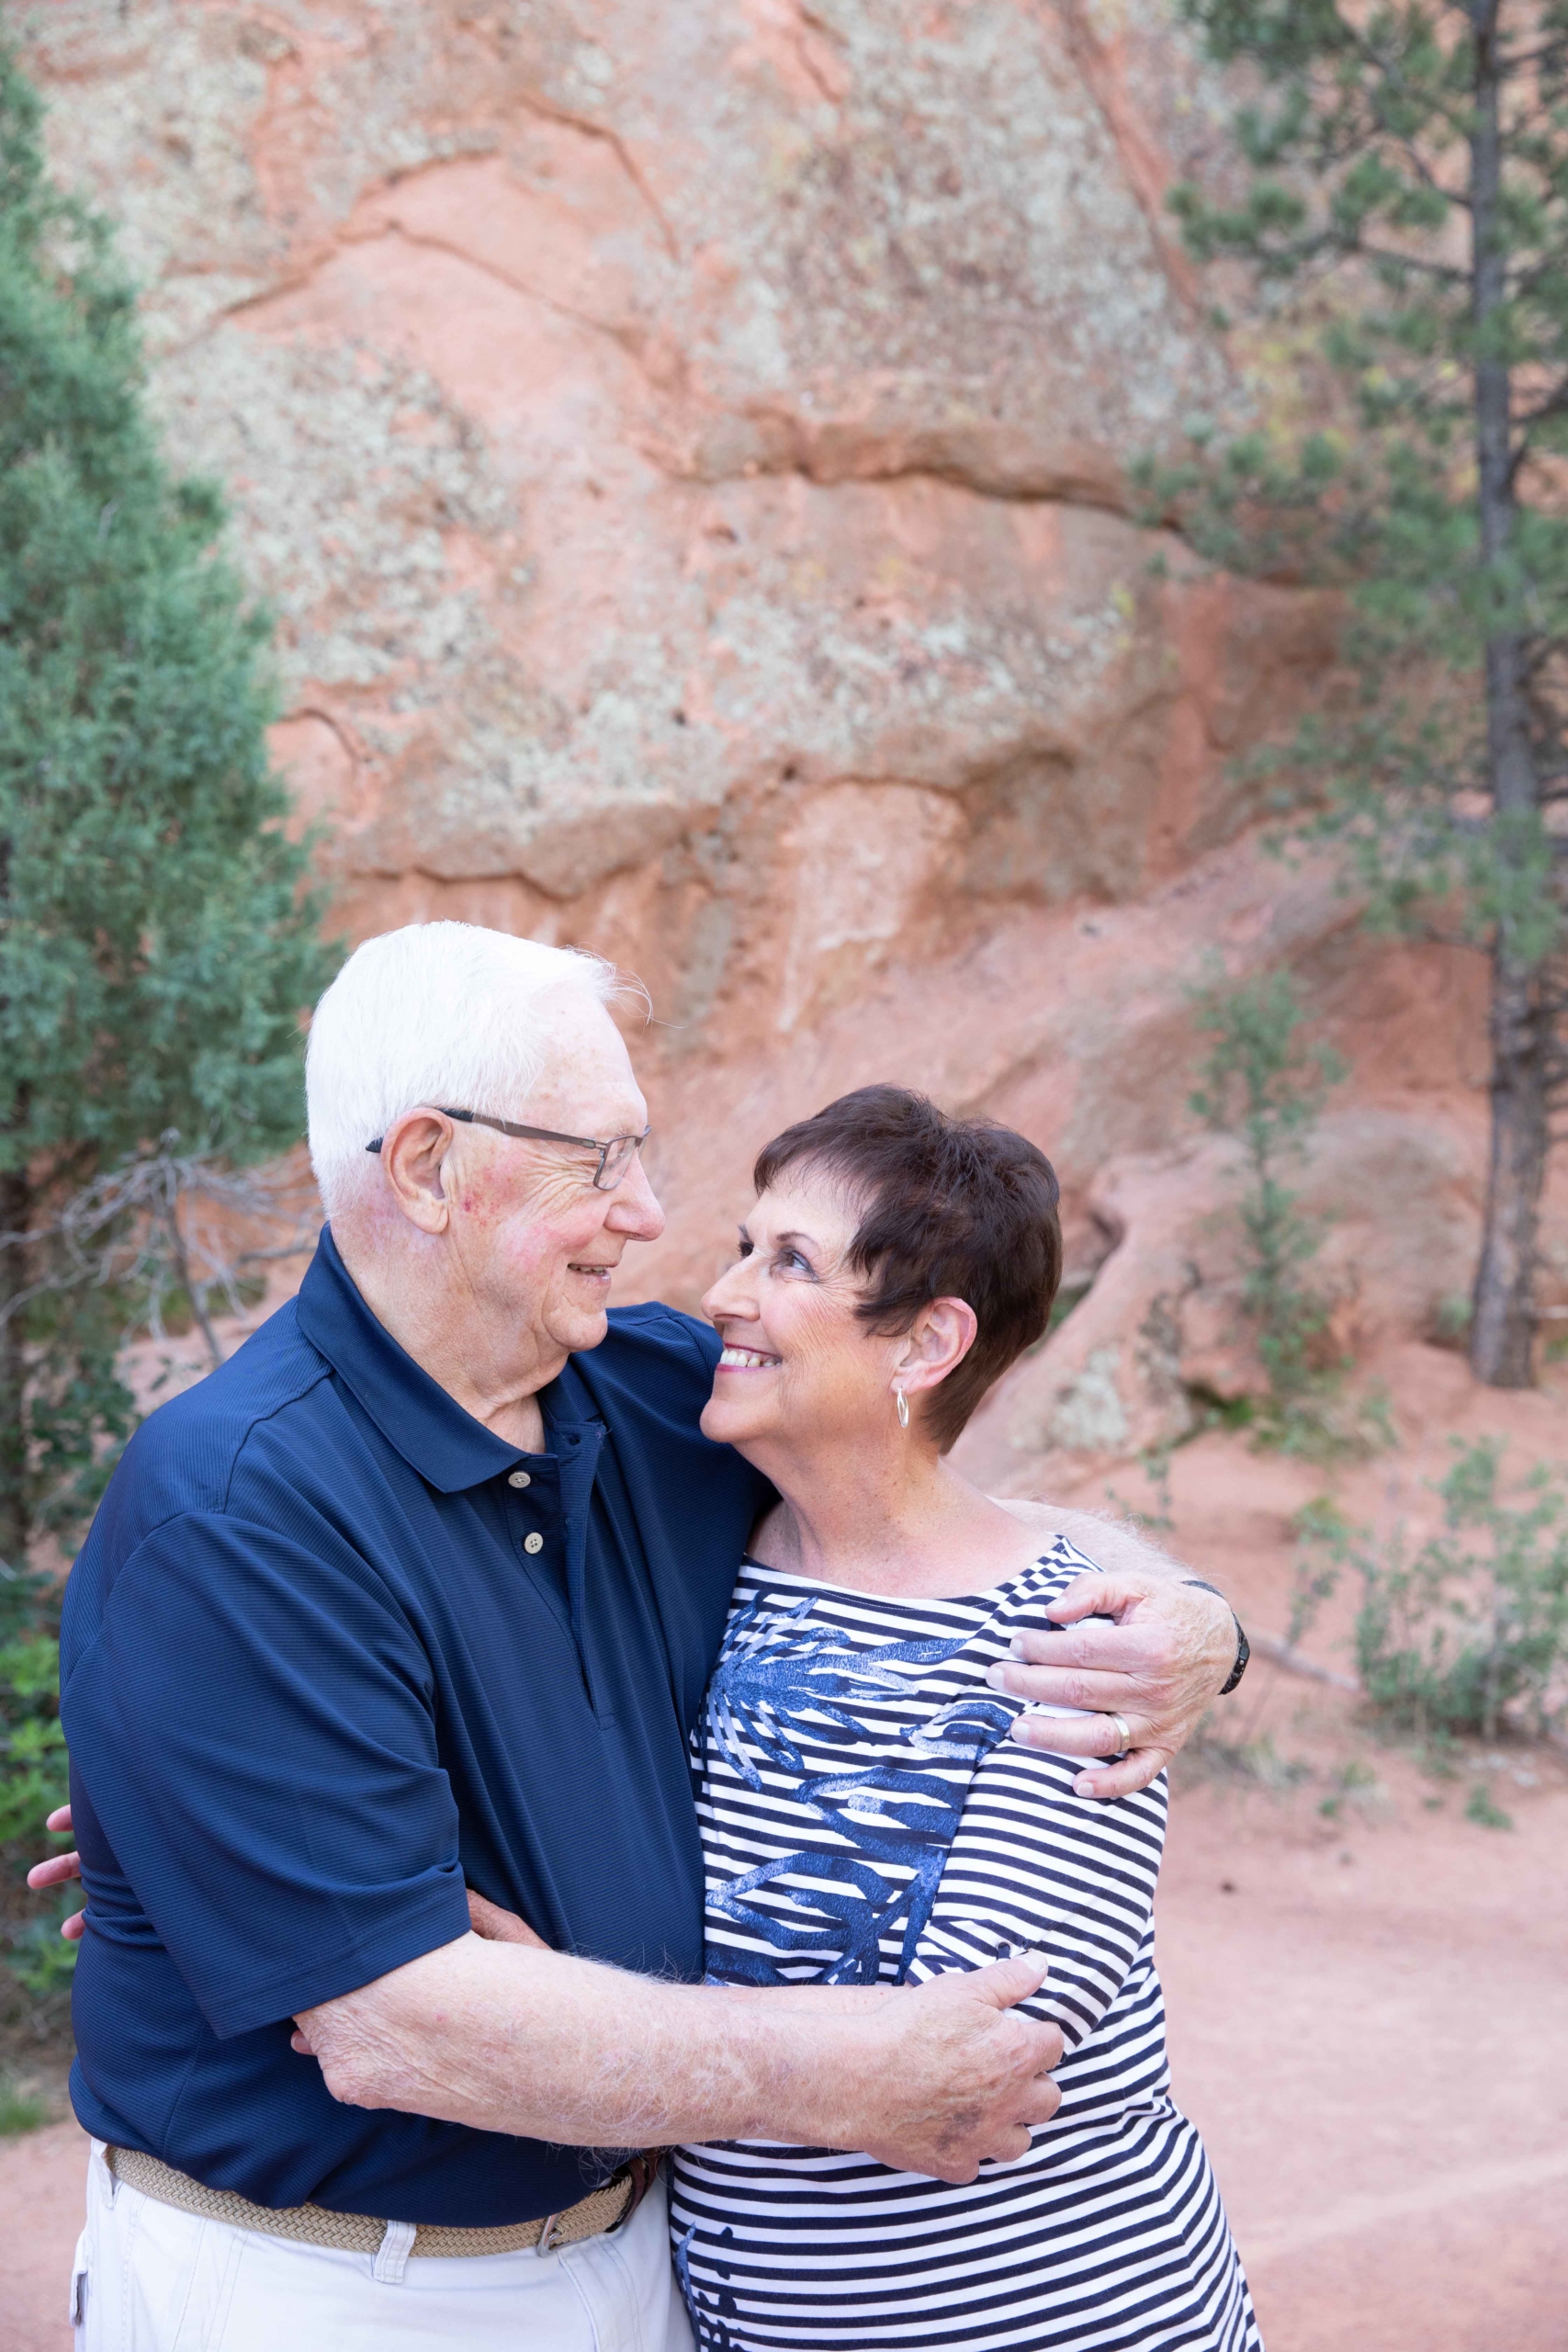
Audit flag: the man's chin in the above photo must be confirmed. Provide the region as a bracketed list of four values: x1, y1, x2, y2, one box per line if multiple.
[547, 1297, 612, 1356]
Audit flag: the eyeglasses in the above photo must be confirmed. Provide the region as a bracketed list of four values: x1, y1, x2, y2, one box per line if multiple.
[366, 1108, 650, 1192]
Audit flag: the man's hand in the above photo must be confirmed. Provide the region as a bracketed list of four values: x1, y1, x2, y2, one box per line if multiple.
[27, 1806, 86, 1939]
[987, 1508, 1238, 1797]
[292, 1920, 1063, 2182]
[455, 1891, 1060, 2177]
[833, 1952, 1062, 2180]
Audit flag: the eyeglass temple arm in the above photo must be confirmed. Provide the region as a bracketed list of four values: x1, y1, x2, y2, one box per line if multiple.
[366, 1107, 474, 1155]
[365, 1110, 637, 1156]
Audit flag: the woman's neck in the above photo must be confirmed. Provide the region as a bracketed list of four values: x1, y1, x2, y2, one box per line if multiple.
[747, 1432, 1045, 1600]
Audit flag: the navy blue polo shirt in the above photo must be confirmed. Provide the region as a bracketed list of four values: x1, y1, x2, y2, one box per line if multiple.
[60, 1228, 769, 2225]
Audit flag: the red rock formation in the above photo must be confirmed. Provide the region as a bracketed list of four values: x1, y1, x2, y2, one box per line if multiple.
[22, 1, 1566, 1464]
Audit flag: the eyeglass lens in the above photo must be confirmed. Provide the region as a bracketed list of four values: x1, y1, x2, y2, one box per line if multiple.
[596, 1135, 646, 1190]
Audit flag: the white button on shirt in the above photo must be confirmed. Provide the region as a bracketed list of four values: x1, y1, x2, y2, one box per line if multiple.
[524, 1532, 544, 1555]
[508, 1471, 532, 1489]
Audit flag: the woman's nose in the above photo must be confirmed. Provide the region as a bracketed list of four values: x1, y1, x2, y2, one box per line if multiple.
[701, 1258, 759, 1324]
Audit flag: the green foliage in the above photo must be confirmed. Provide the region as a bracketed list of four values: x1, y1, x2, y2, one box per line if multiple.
[0, 1625, 65, 1849]
[0, 44, 338, 1560]
[1046, 1277, 1092, 1333]
[1150, 1, 1568, 966]
[1191, 969, 1347, 1439]
[1183, 1713, 1317, 1788]
[0, 2076, 48, 2133]
[1431, 1292, 1473, 1350]
[1317, 1755, 1381, 1820]
[1105, 1442, 1178, 1536]
[1284, 1513, 1341, 1652]
[1298, 1441, 1568, 1739]
[1148, 1, 1568, 1383]
[0, 1562, 72, 2021]
[1464, 1779, 1515, 1830]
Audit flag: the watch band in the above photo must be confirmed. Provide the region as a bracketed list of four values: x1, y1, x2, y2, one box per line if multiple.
[1182, 1578, 1250, 1695]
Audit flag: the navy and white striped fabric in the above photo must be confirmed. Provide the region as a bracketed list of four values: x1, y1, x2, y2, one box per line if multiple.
[671, 1541, 1261, 2352]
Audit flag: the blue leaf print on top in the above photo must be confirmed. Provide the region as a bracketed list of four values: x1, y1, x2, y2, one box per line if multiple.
[705, 1591, 977, 1784]
[702, 1590, 1020, 1986]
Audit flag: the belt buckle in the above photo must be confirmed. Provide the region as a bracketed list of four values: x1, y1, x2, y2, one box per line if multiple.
[536, 2211, 563, 2256]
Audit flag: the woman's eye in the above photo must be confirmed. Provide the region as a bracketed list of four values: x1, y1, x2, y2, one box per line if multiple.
[777, 1249, 814, 1276]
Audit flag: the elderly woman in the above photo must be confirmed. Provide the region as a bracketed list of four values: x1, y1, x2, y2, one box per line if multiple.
[667, 1085, 1259, 2352]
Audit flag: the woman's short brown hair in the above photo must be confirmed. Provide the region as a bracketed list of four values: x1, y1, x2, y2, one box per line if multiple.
[752, 1084, 1063, 1452]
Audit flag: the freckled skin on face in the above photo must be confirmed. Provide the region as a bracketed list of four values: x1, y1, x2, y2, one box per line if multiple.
[699, 1180, 902, 1456]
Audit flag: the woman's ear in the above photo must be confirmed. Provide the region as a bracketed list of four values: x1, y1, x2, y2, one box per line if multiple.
[895, 1295, 978, 1394]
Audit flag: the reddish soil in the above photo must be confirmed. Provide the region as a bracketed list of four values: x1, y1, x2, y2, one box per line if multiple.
[6, 1750, 1561, 2352]
[1160, 1762, 1568, 2352]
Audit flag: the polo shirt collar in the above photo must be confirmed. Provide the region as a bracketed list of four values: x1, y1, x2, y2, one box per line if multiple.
[297, 1227, 529, 1495]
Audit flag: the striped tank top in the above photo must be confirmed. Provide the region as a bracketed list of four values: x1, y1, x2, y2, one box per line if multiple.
[671, 1539, 1261, 2352]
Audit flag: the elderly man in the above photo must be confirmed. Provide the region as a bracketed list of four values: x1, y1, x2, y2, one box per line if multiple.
[49, 922, 1240, 2352]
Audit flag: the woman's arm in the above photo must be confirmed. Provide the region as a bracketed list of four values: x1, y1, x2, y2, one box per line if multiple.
[906, 1709, 1167, 2054]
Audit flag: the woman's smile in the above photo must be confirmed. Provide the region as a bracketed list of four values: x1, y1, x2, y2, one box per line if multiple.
[716, 1343, 782, 1370]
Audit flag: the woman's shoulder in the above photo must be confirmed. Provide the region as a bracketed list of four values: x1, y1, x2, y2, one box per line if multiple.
[976, 1533, 1103, 1635]
[726, 1528, 1103, 1624]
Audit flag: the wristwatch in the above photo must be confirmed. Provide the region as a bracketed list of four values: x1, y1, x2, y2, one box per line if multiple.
[1183, 1578, 1250, 1695]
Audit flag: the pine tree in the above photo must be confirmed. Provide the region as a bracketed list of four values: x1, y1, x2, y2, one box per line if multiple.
[0, 48, 336, 1569]
[1190, 969, 1346, 1430]
[1150, 0, 1568, 1386]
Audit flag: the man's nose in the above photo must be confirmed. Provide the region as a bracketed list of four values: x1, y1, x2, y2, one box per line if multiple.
[606, 1152, 664, 1242]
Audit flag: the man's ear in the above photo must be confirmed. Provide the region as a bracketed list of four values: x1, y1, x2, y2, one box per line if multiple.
[377, 1110, 459, 1235]
[896, 1295, 978, 1394]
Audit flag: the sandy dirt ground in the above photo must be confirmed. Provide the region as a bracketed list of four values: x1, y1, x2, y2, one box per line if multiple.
[4, 1746, 1562, 2352]
[4, 1374, 1564, 2348]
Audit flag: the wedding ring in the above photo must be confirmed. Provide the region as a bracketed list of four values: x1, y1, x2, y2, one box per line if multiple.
[1108, 1713, 1132, 1755]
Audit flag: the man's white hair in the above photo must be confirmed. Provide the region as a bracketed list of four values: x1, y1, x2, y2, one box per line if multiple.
[307, 922, 622, 1215]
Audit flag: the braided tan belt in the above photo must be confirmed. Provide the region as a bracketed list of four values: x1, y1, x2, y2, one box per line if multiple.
[107, 2144, 655, 2257]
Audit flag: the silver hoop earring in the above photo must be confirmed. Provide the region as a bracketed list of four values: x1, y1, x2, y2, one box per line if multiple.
[895, 1389, 910, 1430]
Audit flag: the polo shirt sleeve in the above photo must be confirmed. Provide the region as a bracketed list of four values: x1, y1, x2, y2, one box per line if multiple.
[61, 1510, 471, 2041]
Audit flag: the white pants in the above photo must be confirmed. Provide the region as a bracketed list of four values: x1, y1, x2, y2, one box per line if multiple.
[73, 2140, 696, 2352]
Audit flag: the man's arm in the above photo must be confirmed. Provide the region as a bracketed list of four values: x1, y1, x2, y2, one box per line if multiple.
[33, 1832, 1065, 2182]
[293, 1931, 1063, 2186]
[991, 1499, 1239, 1800]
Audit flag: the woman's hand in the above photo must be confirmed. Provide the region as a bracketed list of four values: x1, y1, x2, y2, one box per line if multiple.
[30, 1818, 555, 1962]
[290, 1888, 551, 2058]
[291, 1891, 554, 2060]
[27, 1806, 86, 1939]
[464, 1889, 548, 1949]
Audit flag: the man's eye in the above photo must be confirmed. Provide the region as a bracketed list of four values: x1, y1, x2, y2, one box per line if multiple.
[736, 1238, 754, 1261]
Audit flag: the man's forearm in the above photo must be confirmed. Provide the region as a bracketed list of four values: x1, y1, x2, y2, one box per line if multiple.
[302, 1933, 827, 2147]
[298, 1932, 1061, 2183]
